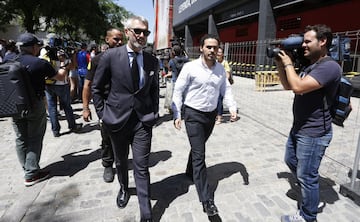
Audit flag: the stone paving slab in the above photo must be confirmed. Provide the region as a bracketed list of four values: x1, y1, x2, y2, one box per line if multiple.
[0, 76, 360, 222]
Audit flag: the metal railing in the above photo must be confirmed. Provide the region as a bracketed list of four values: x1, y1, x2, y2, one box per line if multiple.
[186, 30, 360, 77]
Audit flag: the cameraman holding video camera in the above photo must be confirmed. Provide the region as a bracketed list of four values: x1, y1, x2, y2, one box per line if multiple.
[275, 24, 341, 222]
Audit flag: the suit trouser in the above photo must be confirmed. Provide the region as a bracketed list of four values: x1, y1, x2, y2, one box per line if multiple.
[184, 106, 216, 202]
[100, 123, 114, 167]
[105, 111, 152, 219]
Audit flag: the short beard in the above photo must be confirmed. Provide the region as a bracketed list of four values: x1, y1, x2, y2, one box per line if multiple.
[132, 40, 145, 50]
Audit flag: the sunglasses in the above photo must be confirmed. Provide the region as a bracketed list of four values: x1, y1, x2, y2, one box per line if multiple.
[129, 28, 151, 37]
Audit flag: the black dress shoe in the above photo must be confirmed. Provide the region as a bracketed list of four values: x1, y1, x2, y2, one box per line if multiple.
[103, 167, 114, 183]
[116, 189, 130, 208]
[202, 199, 218, 216]
[140, 219, 153, 222]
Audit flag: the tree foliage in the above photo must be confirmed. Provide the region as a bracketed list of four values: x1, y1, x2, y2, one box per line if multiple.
[0, 0, 130, 42]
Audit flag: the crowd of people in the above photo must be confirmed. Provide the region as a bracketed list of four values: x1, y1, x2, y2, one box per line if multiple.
[1, 18, 339, 222]
[0, 38, 19, 63]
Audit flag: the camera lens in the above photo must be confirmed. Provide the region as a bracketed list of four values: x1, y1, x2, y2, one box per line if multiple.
[266, 47, 281, 58]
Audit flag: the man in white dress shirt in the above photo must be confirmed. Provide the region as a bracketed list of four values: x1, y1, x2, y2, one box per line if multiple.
[172, 34, 237, 217]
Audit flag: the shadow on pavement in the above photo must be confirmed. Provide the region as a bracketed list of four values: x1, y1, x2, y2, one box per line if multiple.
[58, 123, 100, 136]
[149, 150, 172, 167]
[151, 161, 249, 222]
[151, 173, 194, 222]
[277, 171, 339, 211]
[155, 113, 173, 127]
[18, 183, 80, 221]
[127, 150, 172, 171]
[43, 148, 101, 178]
[208, 162, 250, 187]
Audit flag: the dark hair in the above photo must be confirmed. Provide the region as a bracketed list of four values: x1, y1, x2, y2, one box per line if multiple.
[172, 45, 182, 56]
[200, 34, 220, 47]
[106, 27, 122, 36]
[304, 24, 333, 50]
[5, 40, 16, 51]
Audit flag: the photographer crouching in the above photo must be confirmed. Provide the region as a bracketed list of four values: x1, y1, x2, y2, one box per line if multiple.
[275, 24, 341, 222]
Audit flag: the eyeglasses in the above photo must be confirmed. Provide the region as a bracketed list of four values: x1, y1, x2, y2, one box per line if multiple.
[129, 28, 151, 37]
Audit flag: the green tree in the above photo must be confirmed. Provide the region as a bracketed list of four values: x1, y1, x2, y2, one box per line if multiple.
[0, 0, 130, 42]
[0, 0, 42, 33]
[99, 0, 132, 30]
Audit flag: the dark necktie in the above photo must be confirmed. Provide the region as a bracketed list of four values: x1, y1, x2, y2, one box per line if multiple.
[131, 52, 139, 91]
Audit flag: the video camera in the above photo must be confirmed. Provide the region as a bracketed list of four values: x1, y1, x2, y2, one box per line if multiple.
[266, 35, 309, 70]
[46, 37, 81, 61]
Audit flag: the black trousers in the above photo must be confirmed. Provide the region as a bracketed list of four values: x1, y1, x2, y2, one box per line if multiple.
[184, 106, 216, 202]
[100, 123, 114, 167]
[105, 111, 152, 219]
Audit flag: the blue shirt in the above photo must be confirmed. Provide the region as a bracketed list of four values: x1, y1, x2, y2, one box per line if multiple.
[169, 56, 189, 83]
[293, 58, 341, 136]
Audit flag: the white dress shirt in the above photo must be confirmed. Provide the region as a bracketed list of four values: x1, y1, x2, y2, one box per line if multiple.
[172, 56, 237, 119]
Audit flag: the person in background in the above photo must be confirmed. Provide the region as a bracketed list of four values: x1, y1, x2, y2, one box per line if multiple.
[3, 40, 18, 62]
[275, 24, 341, 222]
[92, 16, 159, 222]
[0, 38, 6, 62]
[45, 49, 82, 137]
[215, 46, 233, 124]
[164, 45, 188, 113]
[76, 43, 90, 102]
[172, 34, 237, 217]
[90, 44, 97, 59]
[69, 51, 79, 102]
[13, 33, 60, 186]
[82, 27, 124, 183]
[100, 43, 109, 52]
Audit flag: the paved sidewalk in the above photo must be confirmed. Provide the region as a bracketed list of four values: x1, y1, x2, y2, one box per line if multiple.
[0, 77, 360, 222]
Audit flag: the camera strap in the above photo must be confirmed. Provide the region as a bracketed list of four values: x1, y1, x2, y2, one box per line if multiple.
[303, 56, 333, 75]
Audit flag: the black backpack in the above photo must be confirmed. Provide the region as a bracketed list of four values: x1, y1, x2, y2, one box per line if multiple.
[0, 58, 35, 117]
[314, 57, 353, 127]
[304, 56, 353, 127]
[326, 76, 353, 127]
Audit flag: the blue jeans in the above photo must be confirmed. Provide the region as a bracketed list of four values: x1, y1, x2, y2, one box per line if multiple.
[285, 130, 332, 222]
[45, 84, 76, 133]
[12, 99, 47, 179]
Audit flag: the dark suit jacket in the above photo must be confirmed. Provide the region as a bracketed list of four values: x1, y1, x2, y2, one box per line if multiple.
[92, 45, 159, 132]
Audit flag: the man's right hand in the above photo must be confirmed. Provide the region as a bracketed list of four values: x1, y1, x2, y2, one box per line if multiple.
[83, 109, 92, 122]
[174, 118, 182, 130]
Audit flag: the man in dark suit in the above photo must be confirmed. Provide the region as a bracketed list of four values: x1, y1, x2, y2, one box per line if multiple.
[92, 16, 159, 222]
